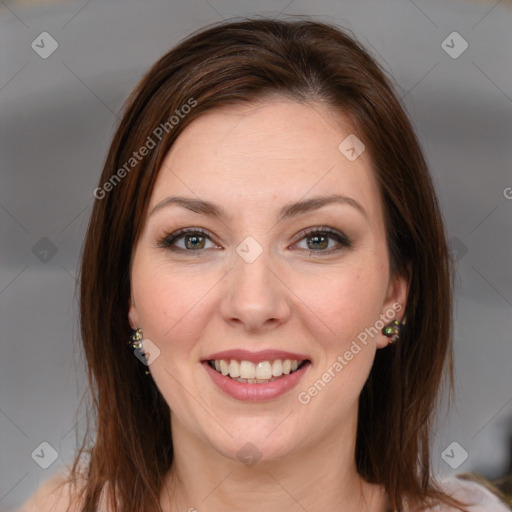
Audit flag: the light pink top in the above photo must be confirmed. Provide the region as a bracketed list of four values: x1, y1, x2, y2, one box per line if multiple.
[421, 475, 512, 511]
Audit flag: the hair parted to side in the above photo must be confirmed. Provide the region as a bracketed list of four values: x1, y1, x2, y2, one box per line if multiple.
[68, 15, 470, 512]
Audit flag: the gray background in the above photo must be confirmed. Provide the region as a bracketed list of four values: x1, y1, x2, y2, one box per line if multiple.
[1, 0, 511, 510]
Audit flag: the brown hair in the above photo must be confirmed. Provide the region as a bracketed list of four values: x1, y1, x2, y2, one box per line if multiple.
[67, 16, 472, 511]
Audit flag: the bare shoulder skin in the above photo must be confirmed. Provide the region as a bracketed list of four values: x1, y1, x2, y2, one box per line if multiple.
[17, 472, 77, 512]
[17, 469, 109, 512]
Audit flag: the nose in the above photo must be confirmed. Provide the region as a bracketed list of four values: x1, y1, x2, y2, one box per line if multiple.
[220, 246, 291, 334]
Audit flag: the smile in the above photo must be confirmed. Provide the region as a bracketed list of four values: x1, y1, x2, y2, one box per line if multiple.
[202, 358, 312, 402]
[208, 358, 307, 383]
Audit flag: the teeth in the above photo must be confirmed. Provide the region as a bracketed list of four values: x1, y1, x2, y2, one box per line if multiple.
[272, 359, 283, 377]
[255, 361, 272, 380]
[240, 360, 256, 379]
[209, 358, 305, 381]
[235, 377, 278, 384]
[219, 359, 229, 376]
[228, 359, 240, 378]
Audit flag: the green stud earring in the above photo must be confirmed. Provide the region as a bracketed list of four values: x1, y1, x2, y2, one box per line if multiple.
[382, 319, 404, 344]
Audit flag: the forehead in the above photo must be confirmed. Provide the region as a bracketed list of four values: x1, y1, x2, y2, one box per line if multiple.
[149, 99, 382, 225]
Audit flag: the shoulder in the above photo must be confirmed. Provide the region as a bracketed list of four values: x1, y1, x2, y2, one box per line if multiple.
[432, 474, 512, 512]
[16, 467, 111, 512]
[16, 470, 80, 512]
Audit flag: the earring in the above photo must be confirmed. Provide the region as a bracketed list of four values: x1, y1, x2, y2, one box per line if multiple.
[382, 319, 404, 344]
[128, 327, 150, 375]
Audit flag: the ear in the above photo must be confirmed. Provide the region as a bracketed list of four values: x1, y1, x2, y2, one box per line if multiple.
[376, 263, 410, 349]
[128, 296, 139, 330]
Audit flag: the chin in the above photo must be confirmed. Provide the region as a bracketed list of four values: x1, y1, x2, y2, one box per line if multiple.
[205, 423, 301, 466]
[217, 441, 293, 468]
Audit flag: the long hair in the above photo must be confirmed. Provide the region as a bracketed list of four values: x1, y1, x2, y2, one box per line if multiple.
[67, 16, 471, 511]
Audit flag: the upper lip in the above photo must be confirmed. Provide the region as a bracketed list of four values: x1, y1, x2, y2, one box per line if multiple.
[202, 349, 311, 364]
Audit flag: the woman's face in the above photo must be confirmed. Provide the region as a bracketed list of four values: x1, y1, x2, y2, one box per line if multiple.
[129, 98, 408, 464]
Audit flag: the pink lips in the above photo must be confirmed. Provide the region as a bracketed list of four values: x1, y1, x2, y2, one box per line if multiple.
[201, 349, 312, 402]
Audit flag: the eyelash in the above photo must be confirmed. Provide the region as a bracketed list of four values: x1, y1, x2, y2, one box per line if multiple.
[156, 226, 352, 256]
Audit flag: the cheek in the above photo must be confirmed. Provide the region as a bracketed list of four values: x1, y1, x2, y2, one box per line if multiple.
[294, 258, 387, 349]
[294, 264, 386, 422]
[131, 256, 215, 351]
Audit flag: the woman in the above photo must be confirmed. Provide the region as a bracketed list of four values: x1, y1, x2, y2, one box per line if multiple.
[19, 17, 511, 512]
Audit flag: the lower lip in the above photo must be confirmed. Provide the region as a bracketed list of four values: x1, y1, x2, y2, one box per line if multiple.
[202, 361, 311, 402]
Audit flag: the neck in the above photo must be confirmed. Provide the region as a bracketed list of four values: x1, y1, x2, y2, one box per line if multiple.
[159, 411, 390, 512]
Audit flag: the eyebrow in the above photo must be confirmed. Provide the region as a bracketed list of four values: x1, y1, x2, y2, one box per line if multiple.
[149, 194, 369, 222]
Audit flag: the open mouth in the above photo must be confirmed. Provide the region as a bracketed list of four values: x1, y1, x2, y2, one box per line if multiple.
[207, 358, 310, 384]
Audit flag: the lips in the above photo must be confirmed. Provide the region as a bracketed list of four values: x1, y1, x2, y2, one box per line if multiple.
[201, 348, 312, 401]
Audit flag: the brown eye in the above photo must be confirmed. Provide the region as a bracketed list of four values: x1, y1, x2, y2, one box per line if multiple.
[156, 226, 351, 256]
[181, 234, 206, 250]
[293, 227, 351, 254]
[156, 228, 218, 252]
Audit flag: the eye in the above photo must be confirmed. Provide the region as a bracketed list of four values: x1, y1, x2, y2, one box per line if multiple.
[156, 228, 219, 252]
[292, 226, 351, 254]
[156, 226, 351, 255]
